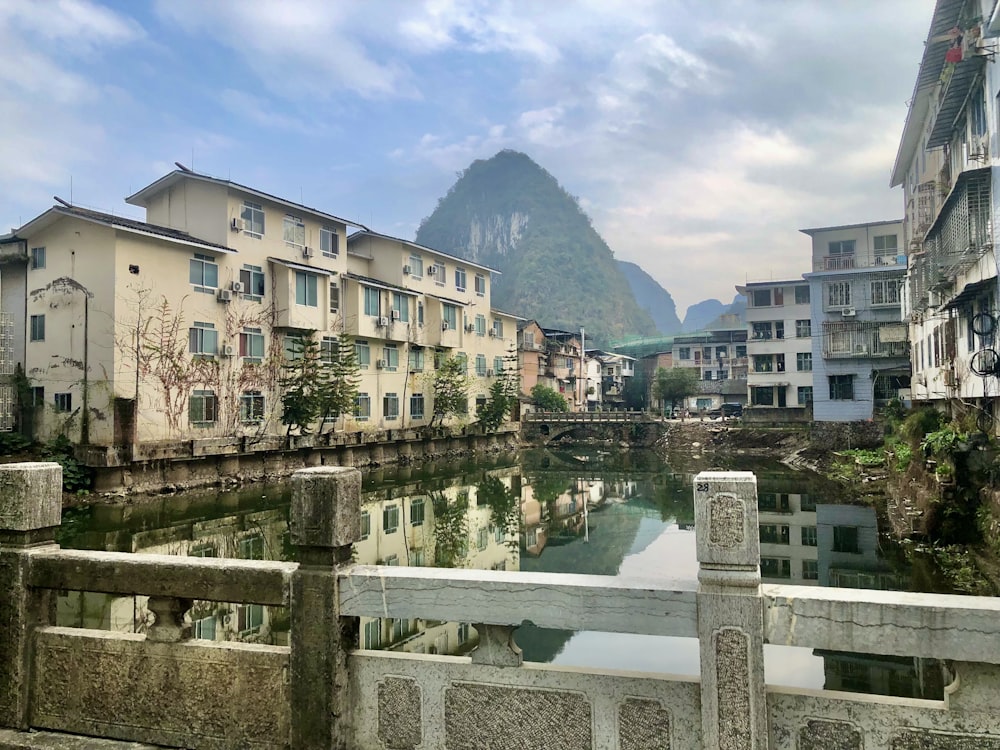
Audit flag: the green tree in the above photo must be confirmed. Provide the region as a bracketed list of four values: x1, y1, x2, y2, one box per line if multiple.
[531, 383, 568, 412]
[651, 367, 699, 415]
[477, 350, 520, 431]
[279, 337, 329, 435]
[318, 337, 361, 434]
[428, 354, 471, 426]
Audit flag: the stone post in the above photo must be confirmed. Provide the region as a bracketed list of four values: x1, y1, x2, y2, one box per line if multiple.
[289, 466, 361, 750]
[0, 462, 63, 730]
[694, 471, 768, 750]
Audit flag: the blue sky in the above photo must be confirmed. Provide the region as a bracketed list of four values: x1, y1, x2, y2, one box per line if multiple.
[1, 0, 934, 315]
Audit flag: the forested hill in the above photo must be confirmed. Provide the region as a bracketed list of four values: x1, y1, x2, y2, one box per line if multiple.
[617, 260, 682, 335]
[414, 150, 658, 345]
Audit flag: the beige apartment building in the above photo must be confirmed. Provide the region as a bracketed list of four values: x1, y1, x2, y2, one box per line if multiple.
[8, 168, 517, 454]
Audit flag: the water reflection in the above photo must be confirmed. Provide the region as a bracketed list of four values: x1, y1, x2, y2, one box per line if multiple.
[56, 448, 942, 698]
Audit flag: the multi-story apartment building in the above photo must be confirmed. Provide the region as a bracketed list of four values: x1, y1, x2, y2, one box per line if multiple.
[801, 221, 910, 421]
[670, 323, 748, 413]
[893, 1, 1000, 419]
[586, 349, 636, 409]
[7, 168, 516, 452]
[516, 322, 584, 410]
[757, 487, 819, 586]
[738, 279, 814, 419]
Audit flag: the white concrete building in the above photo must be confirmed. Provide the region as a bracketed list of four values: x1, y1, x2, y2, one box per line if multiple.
[801, 221, 909, 422]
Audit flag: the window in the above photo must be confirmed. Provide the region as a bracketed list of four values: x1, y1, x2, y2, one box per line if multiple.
[320, 227, 339, 258]
[873, 234, 898, 257]
[716, 346, 728, 359]
[383, 505, 400, 534]
[410, 393, 425, 419]
[360, 510, 371, 540]
[284, 335, 304, 361]
[236, 603, 264, 635]
[798, 386, 813, 405]
[828, 239, 855, 256]
[475, 314, 486, 336]
[476, 394, 487, 412]
[797, 352, 812, 372]
[455, 268, 467, 291]
[283, 215, 305, 248]
[492, 318, 504, 338]
[189, 390, 218, 424]
[239, 327, 265, 362]
[759, 524, 790, 544]
[802, 560, 818, 580]
[240, 264, 265, 301]
[417, 301, 424, 325]
[494, 356, 504, 374]
[320, 336, 338, 364]
[753, 355, 773, 373]
[523, 331, 535, 348]
[383, 393, 399, 420]
[295, 272, 318, 307]
[871, 279, 900, 306]
[760, 558, 791, 579]
[796, 319, 811, 338]
[30, 246, 45, 270]
[775, 321, 785, 340]
[241, 201, 264, 238]
[432, 262, 446, 283]
[751, 386, 774, 406]
[801, 526, 818, 546]
[54, 392, 72, 412]
[829, 375, 854, 400]
[410, 498, 425, 526]
[240, 534, 264, 560]
[364, 287, 380, 317]
[751, 322, 772, 340]
[826, 281, 852, 308]
[751, 289, 772, 307]
[704, 371, 713, 381]
[239, 391, 265, 423]
[800, 493, 816, 511]
[442, 304, 458, 330]
[456, 352, 468, 373]
[477, 527, 488, 550]
[329, 281, 339, 313]
[382, 344, 399, 371]
[474, 273, 486, 296]
[833, 526, 860, 554]
[29, 387, 43, 406]
[193, 616, 216, 641]
[678, 347, 691, 359]
[355, 340, 371, 369]
[408, 255, 423, 278]
[189, 322, 218, 356]
[189, 253, 219, 291]
[794, 286, 810, 304]
[29, 314, 44, 342]
[364, 618, 382, 649]
[736, 345, 746, 357]
[758, 493, 789, 512]
[354, 392, 371, 420]
[391, 292, 409, 322]
[408, 348, 424, 372]
[475, 354, 487, 376]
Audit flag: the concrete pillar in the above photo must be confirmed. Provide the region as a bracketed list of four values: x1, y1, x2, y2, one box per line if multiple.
[0, 462, 62, 730]
[694, 471, 768, 750]
[289, 466, 361, 750]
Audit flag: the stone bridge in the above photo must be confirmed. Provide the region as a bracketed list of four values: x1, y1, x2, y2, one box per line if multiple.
[2, 463, 1000, 748]
[521, 410, 663, 447]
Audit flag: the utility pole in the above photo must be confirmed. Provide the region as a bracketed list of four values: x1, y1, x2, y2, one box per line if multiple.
[579, 327, 586, 412]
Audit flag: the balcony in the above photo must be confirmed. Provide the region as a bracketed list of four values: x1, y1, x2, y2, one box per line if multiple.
[816, 254, 905, 273]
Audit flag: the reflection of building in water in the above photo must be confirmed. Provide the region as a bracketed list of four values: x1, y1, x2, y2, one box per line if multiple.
[356, 472, 521, 656]
[756, 488, 819, 586]
[814, 504, 938, 698]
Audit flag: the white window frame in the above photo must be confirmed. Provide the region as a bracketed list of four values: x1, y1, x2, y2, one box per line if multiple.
[320, 227, 339, 258]
[29, 314, 44, 342]
[30, 246, 45, 270]
[283, 214, 305, 249]
[239, 390, 265, 423]
[241, 201, 264, 238]
[383, 392, 399, 420]
[240, 264, 265, 301]
[295, 272, 318, 307]
[474, 273, 486, 296]
[355, 392, 371, 420]
[189, 322, 218, 357]
[189, 253, 219, 292]
[455, 267, 467, 292]
[239, 327, 265, 362]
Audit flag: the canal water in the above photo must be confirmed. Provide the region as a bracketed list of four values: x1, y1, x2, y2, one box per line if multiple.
[56, 447, 945, 699]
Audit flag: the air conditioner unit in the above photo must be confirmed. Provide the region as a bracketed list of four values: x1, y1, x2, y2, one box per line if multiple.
[465, 324, 475, 333]
[854, 344, 868, 355]
[221, 343, 236, 357]
[427, 266, 436, 276]
[376, 359, 387, 369]
[230, 217, 243, 232]
[841, 307, 856, 317]
[943, 369, 956, 387]
[231, 281, 245, 293]
[403, 265, 412, 275]
[390, 309, 401, 321]
[486, 369, 494, 377]
[488, 329, 496, 337]
[376, 316, 389, 327]
[441, 321, 450, 331]
[217, 289, 233, 303]
[302, 246, 314, 259]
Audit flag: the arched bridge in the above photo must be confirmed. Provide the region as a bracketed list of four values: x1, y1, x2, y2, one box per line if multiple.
[521, 410, 662, 446]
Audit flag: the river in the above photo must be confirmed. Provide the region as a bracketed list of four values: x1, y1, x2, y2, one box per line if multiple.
[56, 447, 945, 700]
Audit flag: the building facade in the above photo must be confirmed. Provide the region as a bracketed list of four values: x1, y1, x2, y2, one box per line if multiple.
[9, 168, 516, 453]
[670, 323, 748, 413]
[801, 221, 909, 422]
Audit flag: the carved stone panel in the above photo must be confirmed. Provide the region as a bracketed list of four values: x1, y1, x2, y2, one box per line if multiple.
[715, 628, 750, 750]
[798, 719, 863, 750]
[891, 728, 1000, 749]
[709, 494, 744, 548]
[619, 697, 671, 750]
[445, 681, 592, 750]
[377, 676, 422, 750]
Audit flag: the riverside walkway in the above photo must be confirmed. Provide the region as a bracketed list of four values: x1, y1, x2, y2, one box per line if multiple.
[2, 462, 1000, 748]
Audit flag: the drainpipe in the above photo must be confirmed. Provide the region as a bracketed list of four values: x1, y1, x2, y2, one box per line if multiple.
[81, 293, 89, 445]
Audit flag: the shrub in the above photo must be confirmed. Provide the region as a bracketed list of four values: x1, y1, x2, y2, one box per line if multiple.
[41, 434, 92, 493]
[899, 408, 945, 447]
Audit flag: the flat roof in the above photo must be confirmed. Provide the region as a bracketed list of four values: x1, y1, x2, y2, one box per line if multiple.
[799, 219, 903, 236]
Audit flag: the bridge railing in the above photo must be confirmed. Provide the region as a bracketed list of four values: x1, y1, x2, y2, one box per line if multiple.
[522, 409, 652, 423]
[4, 465, 1000, 749]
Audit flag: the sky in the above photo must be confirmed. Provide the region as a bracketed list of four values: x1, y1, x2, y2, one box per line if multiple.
[0, 0, 935, 317]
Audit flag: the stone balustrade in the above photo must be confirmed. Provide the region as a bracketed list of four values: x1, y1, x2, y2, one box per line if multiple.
[2, 463, 1000, 749]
